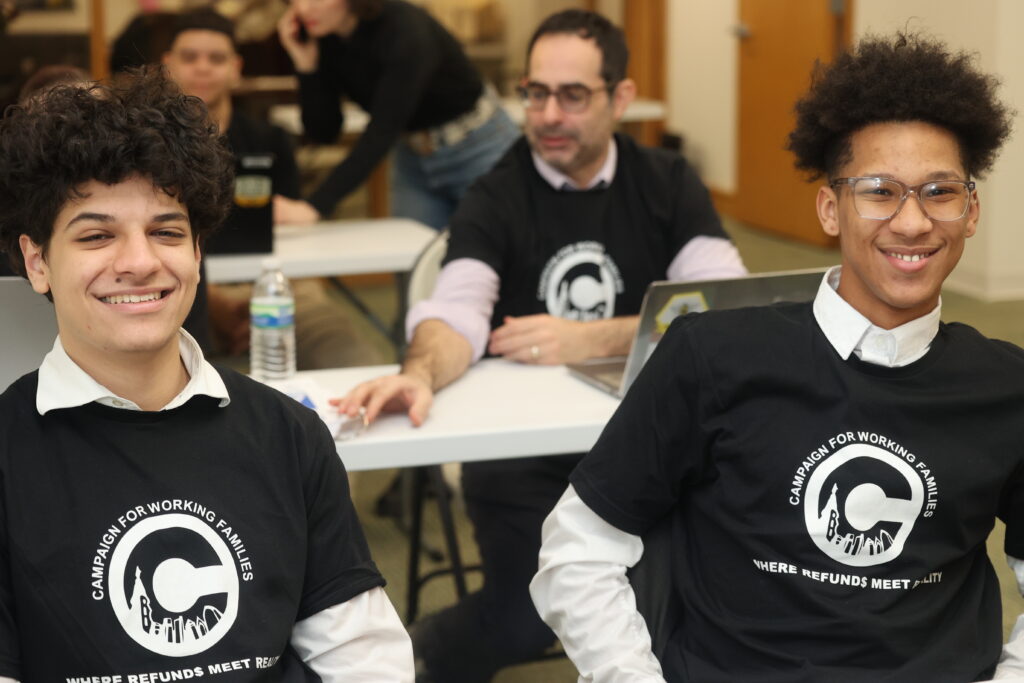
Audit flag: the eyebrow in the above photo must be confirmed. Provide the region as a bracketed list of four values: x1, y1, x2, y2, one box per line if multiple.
[64, 211, 190, 231]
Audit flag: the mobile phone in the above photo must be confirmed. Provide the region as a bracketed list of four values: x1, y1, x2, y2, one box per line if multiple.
[296, 23, 310, 44]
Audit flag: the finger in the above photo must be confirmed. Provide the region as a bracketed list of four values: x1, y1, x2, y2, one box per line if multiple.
[364, 383, 402, 424]
[405, 388, 432, 427]
[338, 381, 373, 415]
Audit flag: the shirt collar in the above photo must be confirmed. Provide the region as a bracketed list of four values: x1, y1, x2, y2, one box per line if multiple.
[531, 137, 617, 191]
[35, 329, 231, 415]
[812, 265, 941, 368]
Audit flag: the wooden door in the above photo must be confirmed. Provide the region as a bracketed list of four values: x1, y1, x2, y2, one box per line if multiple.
[730, 0, 850, 246]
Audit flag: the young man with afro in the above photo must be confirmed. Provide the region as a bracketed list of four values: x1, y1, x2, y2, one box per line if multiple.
[0, 71, 412, 681]
[531, 32, 1024, 682]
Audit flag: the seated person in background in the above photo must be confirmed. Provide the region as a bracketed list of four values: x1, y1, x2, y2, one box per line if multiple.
[336, 9, 745, 681]
[276, 0, 519, 228]
[531, 32, 1024, 683]
[164, 8, 385, 368]
[0, 69, 412, 681]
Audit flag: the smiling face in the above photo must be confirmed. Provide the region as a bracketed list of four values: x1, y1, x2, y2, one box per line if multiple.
[817, 121, 979, 329]
[163, 29, 241, 110]
[19, 176, 200, 371]
[524, 33, 633, 187]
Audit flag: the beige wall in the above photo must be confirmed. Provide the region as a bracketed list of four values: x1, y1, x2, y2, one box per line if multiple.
[666, 0, 1024, 300]
[666, 0, 737, 193]
[854, 0, 1024, 299]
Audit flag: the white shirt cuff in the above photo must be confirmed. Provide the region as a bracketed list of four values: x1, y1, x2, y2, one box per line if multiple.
[290, 586, 413, 681]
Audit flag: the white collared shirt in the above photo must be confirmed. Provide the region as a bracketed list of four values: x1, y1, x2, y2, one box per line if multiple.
[531, 138, 618, 190]
[813, 265, 940, 367]
[35, 329, 230, 415]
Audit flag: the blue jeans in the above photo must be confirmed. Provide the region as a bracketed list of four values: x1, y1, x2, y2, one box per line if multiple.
[391, 107, 519, 230]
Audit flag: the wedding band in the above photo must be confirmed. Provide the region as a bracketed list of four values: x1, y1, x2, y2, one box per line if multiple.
[530, 345, 540, 360]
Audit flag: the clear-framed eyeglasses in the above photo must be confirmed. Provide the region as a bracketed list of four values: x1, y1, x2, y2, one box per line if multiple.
[830, 176, 976, 222]
[515, 80, 614, 114]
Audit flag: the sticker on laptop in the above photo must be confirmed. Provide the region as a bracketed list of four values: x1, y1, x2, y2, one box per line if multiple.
[655, 292, 709, 333]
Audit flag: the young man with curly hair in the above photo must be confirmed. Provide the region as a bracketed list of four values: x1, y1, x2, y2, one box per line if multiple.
[531, 33, 1024, 682]
[0, 71, 412, 681]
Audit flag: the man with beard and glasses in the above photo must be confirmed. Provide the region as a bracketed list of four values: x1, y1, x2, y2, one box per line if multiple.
[335, 9, 745, 681]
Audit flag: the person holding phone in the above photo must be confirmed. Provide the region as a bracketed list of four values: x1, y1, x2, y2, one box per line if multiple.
[276, 0, 518, 229]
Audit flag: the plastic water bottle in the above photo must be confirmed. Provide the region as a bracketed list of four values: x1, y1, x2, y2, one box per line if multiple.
[250, 257, 296, 381]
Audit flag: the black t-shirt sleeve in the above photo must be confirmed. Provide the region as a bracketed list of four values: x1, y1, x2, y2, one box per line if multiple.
[295, 414, 383, 620]
[443, 173, 510, 273]
[669, 156, 728, 251]
[307, 14, 442, 216]
[1000, 456, 1024, 560]
[570, 315, 715, 536]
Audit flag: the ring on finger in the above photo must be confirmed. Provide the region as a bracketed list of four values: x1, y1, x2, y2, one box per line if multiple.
[530, 344, 540, 360]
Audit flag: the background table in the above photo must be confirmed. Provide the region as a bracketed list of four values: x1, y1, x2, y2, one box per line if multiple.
[206, 217, 436, 346]
[205, 217, 435, 284]
[301, 358, 621, 471]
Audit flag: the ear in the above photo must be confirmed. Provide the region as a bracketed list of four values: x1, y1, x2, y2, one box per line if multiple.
[161, 52, 172, 66]
[194, 240, 202, 280]
[816, 184, 840, 237]
[19, 234, 51, 295]
[964, 188, 980, 238]
[610, 77, 636, 120]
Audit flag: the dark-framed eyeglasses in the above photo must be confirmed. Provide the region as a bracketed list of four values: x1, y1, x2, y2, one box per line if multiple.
[830, 176, 976, 222]
[515, 80, 614, 114]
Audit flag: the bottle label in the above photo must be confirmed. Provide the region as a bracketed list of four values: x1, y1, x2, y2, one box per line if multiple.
[251, 298, 295, 329]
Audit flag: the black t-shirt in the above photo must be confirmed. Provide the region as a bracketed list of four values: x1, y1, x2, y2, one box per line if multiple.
[0, 369, 383, 681]
[445, 134, 729, 330]
[571, 303, 1024, 682]
[225, 110, 302, 202]
[300, 0, 483, 215]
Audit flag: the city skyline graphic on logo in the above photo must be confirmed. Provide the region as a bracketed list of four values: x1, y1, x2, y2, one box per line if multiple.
[804, 444, 924, 567]
[109, 513, 240, 657]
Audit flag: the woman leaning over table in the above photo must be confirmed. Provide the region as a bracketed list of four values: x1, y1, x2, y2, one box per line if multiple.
[276, 0, 519, 229]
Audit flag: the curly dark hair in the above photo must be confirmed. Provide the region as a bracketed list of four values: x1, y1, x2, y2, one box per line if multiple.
[0, 67, 234, 277]
[788, 32, 1013, 180]
[527, 9, 629, 85]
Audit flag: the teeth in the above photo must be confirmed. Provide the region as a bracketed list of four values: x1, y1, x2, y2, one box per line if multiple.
[102, 292, 161, 304]
[890, 253, 926, 263]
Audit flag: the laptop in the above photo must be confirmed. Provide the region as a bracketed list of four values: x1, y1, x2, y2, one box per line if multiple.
[203, 153, 275, 255]
[568, 268, 827, 398]
[1, 276, 58, 390]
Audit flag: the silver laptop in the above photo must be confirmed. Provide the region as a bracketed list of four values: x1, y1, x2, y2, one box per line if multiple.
[1, 276, 58, 390]
[567, 268, 827, 398]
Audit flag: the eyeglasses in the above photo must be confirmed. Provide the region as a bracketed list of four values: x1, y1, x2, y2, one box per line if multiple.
[515, 80, 613, 114]
[830, 176, 976, 222]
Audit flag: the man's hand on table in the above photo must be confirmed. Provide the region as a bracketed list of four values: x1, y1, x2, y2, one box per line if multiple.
[488, 314, 622, 365]
[332, 372, 434, 427]
[273, 195, 321, 225]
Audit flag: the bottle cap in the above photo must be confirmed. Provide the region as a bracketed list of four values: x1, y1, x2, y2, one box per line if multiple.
[260, 256, 282, 271]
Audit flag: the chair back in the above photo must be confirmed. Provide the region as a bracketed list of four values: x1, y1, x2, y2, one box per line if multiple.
[0, 276, 58, 390]
[627, 513, 683, 664]
[407, 228, 450, 306]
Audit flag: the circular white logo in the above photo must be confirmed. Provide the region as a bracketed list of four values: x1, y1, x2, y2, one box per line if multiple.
[108, 513, 239, 656]
[804, 444, 924, 567]
[538, 242, 622, 320]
